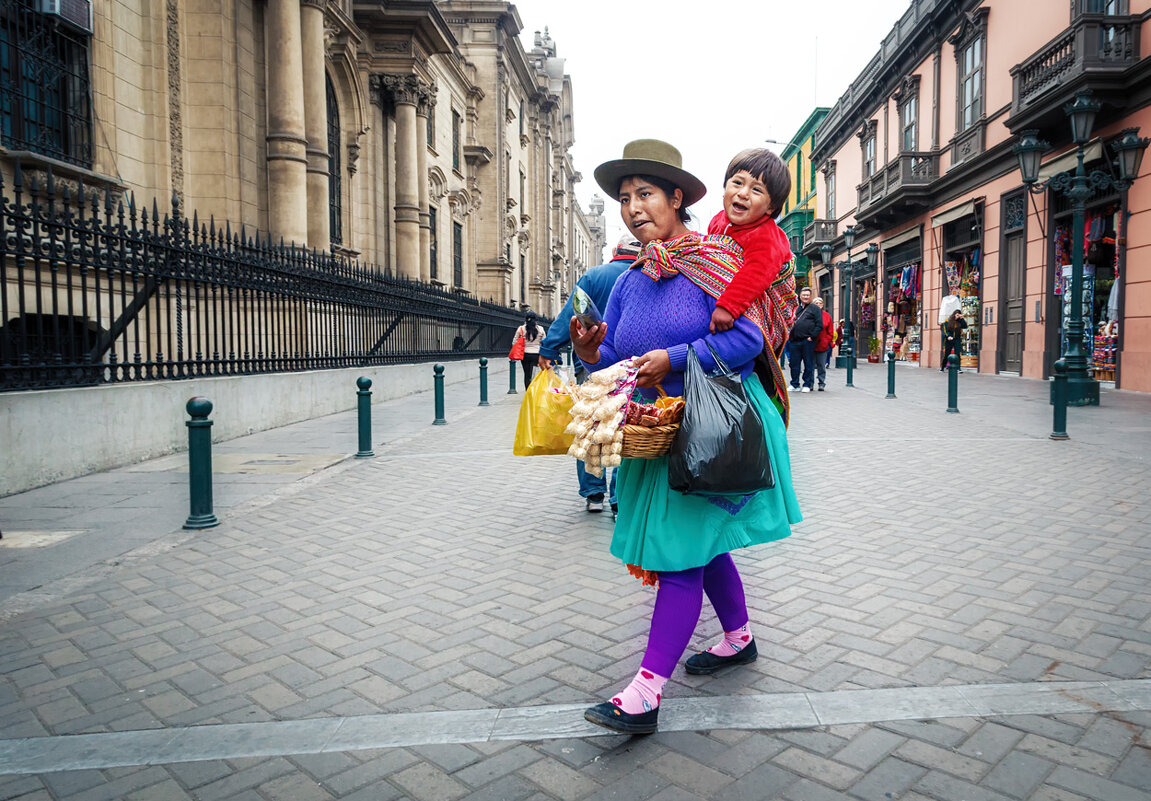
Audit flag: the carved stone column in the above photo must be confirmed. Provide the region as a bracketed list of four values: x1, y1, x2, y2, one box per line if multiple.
[265, 0, 308, 246]
[416, 91, 435, 282]
[376, 74, 426, 280]
[414, 91, 432, 281]
[300, 0, 329, 248]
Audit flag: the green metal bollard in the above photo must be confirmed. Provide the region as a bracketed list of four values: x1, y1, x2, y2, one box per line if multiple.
[183, 397, 219, 530]
[433, 364, 447, 425]
[507, 360, 518, 394]
[478, 357, 490, 407]
[885, 350, 897, 399]
[1051, 358, 1070, 440]
[356, 376, 374, 457]
[946, 354, 960, 413]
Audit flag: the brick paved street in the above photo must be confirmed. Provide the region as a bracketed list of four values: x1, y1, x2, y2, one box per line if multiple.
[1, 363, 1149, 800]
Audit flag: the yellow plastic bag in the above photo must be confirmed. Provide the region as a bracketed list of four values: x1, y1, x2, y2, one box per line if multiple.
[513, 368, 574, 456]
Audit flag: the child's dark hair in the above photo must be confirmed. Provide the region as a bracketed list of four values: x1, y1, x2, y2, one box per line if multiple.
[724, 148, 792, 217]
[625, 174, 692, 224]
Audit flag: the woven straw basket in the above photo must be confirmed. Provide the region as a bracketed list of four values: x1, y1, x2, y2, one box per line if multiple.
[620, 423, 679, 459]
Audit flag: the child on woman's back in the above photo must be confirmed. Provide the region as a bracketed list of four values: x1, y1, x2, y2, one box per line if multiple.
[707, 148, 794, 333]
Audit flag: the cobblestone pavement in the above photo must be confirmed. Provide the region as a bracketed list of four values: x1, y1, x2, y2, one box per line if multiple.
[1, 363, 1149, 800]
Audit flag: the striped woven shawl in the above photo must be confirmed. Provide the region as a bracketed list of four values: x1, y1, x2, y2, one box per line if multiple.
[632, 232, 798, 427]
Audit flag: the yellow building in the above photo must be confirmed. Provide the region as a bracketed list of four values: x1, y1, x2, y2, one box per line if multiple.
[777, 107, 830, 289]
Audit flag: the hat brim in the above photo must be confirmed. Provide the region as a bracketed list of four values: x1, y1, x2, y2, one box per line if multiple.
[593, 158, 707, 208]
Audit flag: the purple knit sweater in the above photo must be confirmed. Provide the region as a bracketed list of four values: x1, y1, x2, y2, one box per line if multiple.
[586, 267, 764, 398]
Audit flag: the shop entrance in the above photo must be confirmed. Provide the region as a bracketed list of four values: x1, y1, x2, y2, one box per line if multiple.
[882, 238, 922, 362]
[1050, 193, 1122, 382]
[938, 210, 983, 370]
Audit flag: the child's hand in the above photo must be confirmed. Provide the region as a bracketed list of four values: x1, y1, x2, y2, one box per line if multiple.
[710, 307, 736, 333]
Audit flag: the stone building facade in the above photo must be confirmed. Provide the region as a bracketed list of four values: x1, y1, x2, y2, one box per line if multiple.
[0, 0, 590, 318]
[803, 0, 1151, 392]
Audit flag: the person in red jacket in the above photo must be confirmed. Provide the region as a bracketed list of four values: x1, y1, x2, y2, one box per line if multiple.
[813, 297, 835, 391]
[706, 148, 792, 334]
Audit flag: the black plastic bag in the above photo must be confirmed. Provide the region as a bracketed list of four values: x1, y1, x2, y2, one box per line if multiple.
[668, 344, 774, 496]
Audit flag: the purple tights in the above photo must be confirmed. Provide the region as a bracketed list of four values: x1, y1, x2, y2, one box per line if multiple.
[639, 552, 749, 677]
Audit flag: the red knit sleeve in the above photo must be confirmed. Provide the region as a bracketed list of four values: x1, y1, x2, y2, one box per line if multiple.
[716, 226, 784, 317]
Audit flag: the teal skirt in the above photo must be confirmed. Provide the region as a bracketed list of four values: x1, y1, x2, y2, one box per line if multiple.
[611, 374, 801, 573]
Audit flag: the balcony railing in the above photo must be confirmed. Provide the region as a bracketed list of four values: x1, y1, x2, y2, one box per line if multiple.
[858, 152, 939, 210]
[1011, 14, 1141, 117]
[802, 219, 838, 252]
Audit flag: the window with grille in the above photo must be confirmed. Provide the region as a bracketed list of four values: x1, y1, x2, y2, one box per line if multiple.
[453, 221, 463, 287]
[326, 75, 342, 246]
[0, 0, 92, 167]
[826, 171, 836, 219]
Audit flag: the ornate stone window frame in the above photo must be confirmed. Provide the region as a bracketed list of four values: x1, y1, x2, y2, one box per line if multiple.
[893, 75, 921, 154]
[948, 6, 990, 171]
[822, 160, 837, 220]
[857, 120, 878, 180]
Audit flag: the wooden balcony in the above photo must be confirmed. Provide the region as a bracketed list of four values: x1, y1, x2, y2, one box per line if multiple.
[801, 219, 838, 256]
[855, 152, 938, 228]
[1007, 13, 1141, 134]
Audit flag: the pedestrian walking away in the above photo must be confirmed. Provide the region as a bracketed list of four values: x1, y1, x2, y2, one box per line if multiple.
[573, 138, 802, 735]
[538, 233, 641, 517]
[813, 296, 834, 390]
[515, 312, 547, 388]
[788, 287, 821, 391]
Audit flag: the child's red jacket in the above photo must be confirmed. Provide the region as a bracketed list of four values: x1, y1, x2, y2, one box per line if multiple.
[707, 210, 792, 318]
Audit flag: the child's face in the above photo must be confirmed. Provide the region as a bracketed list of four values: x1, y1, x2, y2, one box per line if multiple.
[723, 170, 774, 226]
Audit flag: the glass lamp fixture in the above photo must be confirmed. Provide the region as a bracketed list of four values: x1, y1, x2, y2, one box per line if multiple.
[1112, 127, 1149, 183]
[1013, 130, 1048, 185]
[1065, 91, 1100, 145]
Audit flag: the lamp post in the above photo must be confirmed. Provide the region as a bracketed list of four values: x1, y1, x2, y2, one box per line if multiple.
[1013, 90, 1148, 407]
[837, 225, 856, 388]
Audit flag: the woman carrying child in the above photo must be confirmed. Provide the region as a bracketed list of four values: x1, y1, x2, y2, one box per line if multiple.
[571, 139, 802, 734]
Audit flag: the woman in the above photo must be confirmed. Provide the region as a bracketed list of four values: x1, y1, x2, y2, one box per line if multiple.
[572, 139, 801, 734]
[515, 312, 547, 388]
[941, 308, 967, 371]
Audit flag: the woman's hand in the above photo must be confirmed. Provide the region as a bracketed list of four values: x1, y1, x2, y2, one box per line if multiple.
[569, 316, 607, 365]
[633, 349, 670, 387]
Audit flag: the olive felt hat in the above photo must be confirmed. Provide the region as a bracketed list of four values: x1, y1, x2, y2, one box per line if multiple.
[593, 139, 707, 208]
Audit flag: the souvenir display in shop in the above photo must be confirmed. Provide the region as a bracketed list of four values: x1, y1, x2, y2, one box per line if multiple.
[884, 262, 922, 361]
[1094, 320, 1118, 382]
[1053, 207, 1119, 371]
[943, 249, 981, 369]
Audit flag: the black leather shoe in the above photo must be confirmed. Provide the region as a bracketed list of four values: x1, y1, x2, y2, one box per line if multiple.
[584, 702, 659, 734]
[684, 639, 758, 675]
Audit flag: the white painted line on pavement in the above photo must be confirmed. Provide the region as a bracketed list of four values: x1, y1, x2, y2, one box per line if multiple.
[0, 679, 1147, 775]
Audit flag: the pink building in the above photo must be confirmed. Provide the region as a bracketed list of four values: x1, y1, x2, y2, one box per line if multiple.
[804, 0, 1151, 393]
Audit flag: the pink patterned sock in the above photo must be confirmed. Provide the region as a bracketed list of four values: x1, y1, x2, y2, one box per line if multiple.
[610, 667, 668, 714]
[706, 623, 753, 657]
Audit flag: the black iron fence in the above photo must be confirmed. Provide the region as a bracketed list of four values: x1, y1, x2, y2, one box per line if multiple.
[1, 163, 529, 392]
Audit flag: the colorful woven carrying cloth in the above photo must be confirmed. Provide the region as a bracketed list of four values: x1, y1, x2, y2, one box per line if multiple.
[632, 232, 797, 427]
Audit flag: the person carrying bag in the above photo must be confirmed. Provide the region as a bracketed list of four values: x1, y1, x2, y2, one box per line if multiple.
[668, 344, 773, 496]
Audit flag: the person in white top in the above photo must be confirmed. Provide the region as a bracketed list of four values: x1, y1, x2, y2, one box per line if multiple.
[515, 311, 548, 388]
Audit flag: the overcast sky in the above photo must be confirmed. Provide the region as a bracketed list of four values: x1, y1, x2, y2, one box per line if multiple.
[515, 0, 914, 256]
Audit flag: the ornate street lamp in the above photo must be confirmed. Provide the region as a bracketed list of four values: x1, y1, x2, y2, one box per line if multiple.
[836, 225, 858, 387]
[1013, 90, 1148, 407]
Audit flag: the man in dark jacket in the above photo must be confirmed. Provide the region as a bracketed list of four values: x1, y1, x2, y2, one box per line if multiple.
[788, 287, 822, 392]
[538, 233, 640, 517]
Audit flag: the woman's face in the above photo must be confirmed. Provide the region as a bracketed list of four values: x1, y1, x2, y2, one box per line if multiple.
[618, 177, 687, 245]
